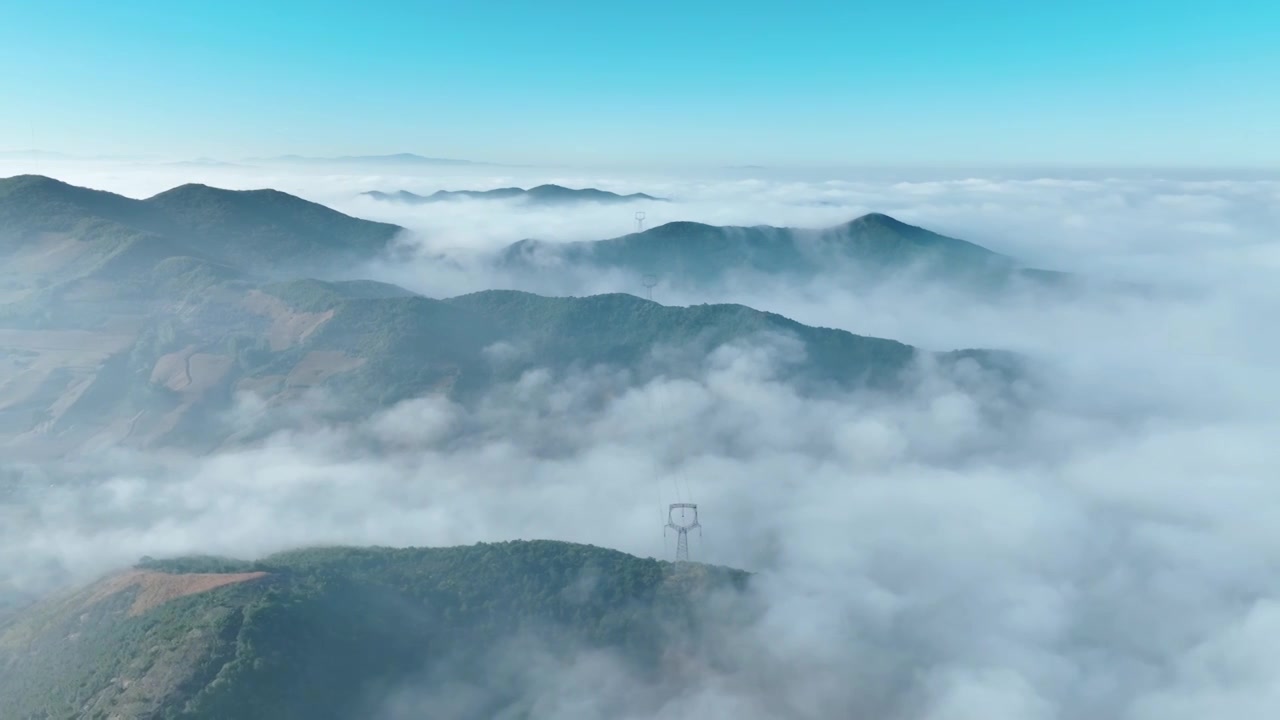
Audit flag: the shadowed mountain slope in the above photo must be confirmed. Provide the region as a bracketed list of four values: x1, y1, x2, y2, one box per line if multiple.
[0, 175, 402, 276]
[0, 264, 1013, 457]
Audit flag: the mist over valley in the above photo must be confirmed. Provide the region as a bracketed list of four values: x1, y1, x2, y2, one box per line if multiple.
[2, 3, 1278, 713]
[0, 158, 1276, 718]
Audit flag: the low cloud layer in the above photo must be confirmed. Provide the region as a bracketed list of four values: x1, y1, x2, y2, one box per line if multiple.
[2, 159, 1279, 717]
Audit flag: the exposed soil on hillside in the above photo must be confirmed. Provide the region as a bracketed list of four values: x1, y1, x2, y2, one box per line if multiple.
[243, 290, 334, 350]
[84, 569, 269, 616]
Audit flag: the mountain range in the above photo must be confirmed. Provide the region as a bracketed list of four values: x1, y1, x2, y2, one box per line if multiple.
[0, 175, 1014, 458]
[497, 212, 1072, 291]
[251, 153, 480, 166]
[0, 541, 751, 719]
[0, 174, 400, 276]
[0, 174, 1040, 716]
[364, 184, 663, 205]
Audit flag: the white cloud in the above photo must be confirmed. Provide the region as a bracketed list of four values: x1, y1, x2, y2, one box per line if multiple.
[2, 160, 1280, 717]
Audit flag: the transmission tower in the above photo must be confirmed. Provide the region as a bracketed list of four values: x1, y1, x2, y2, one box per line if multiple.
[635, 211, 646, 232]
[641, 273, 658, 301]
[665, 503, 701, 562]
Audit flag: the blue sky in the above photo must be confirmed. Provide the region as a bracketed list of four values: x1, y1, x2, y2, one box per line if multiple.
[1, 0, 1276, 167]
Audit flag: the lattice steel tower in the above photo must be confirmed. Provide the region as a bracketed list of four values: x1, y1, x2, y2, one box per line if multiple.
[641, 273, 658, 301]
[635, 211, 647, 231]
[665, 503, 701, 562]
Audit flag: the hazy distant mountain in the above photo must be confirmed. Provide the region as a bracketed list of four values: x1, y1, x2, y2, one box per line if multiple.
[0, 174, 402, 275]
[498, 212, 1072, 291]
[0, 149, 149, 161]
[163, 157, 247, 168]
[364, 184, 664, 205]
[0, 541, 750, 720]
[254, 152, 478, 166]
[0, 149, 73, 159]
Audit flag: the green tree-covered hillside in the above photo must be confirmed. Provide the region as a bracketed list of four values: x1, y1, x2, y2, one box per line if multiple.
[0, 541, 751, 720]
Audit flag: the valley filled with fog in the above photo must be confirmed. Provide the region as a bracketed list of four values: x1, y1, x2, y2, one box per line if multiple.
[2, 156, 1278, 718]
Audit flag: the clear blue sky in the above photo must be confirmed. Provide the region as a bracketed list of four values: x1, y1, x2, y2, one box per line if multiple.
[1, 0, 1277, 167]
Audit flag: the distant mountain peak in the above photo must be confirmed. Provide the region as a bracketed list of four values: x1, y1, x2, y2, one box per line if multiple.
[0, 174, 146, 218]
[636, 220, 719, 235]
[363, 184, 665, 205]
[849, 211, 910, 227]
[148, 183, 292, 201]
[1, 172, 59, 183]
[0, 173, 75, 193]
[255, 153, 478, 166]
[829, 213, 931, 236]
[363, 190, 424, 202]
[0, 175, 404, 279]
[150, 182, 221, 196]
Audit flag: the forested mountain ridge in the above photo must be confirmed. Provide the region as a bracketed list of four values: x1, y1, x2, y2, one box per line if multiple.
[0, 174, 402, 275]
[0, 264, 1010, 457]
[497, 212, 1074, 291]
[0, 541, 752, 720]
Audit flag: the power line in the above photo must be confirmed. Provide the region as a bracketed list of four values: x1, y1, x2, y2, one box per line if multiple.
[648, 374, 704, 563]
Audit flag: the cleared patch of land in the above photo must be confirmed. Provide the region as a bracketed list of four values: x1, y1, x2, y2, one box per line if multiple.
[242, 290, 334, 350]
[83, 570, 270, 617]
[286, 350, 365, 387]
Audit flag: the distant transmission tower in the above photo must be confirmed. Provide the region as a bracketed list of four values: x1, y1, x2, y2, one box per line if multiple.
[665, 503, 701, 562]
[635, 211, 646, 232]
[641, 273, 658, 301]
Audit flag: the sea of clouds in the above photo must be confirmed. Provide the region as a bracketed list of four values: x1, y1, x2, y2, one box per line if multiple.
[2, 158, 1279, 718]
